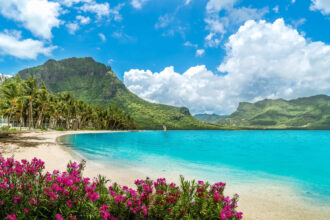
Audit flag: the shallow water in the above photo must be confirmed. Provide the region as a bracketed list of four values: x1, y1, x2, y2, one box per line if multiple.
[61, 130, 330, 203]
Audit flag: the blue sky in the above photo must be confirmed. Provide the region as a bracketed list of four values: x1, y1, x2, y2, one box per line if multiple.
[0, 0, 330, 114]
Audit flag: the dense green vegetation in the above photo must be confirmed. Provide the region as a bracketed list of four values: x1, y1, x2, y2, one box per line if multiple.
[196, 95, 330, 129]
[18, 57, 219, 130]
[0, 75, 137, 130]
[194, 114, 228, 125]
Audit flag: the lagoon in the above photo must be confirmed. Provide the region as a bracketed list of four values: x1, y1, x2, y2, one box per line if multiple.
[61, 130, 330, 203]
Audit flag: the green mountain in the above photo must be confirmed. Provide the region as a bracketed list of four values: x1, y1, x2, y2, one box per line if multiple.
[194, 114, 228, 124]
[197, 95, 330, 129]
[18, 57, 219, 130]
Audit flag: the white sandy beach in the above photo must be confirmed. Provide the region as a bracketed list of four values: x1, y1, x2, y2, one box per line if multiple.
[1, 130, 330, 220]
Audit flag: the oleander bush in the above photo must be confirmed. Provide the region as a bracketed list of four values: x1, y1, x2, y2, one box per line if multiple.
[0, 154, 243, 220]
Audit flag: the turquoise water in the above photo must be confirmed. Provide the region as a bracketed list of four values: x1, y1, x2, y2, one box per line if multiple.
[62, 130, 330, 202]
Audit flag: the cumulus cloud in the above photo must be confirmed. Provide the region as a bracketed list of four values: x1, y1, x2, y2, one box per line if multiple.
[0, 31, 56, 59]
[310, 0, 330, 15]
[0, 0, 61, 39]
[124, 19, 330, 114]
[131, 0, 148, 9]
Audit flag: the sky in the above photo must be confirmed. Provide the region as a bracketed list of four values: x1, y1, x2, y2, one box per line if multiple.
[0, 0, 329, 115]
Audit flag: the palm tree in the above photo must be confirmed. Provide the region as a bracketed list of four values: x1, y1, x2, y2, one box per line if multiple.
[1, 81, 20, 126]
[35, 82, 49, 128]
[60, 92, 74, 129]
[23, 75, 38, 129]
[16, 96, 27, 129]
[47, 93, 58, 129]
[0, 76, 137, 131]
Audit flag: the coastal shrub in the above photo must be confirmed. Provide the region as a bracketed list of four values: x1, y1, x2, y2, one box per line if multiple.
[0, 154, 243, 220]
[54, 127, 66, 131]
[0, 126, 10, 131]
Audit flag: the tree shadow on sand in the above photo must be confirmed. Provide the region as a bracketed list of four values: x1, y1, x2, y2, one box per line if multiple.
[0, 133, 53, 148]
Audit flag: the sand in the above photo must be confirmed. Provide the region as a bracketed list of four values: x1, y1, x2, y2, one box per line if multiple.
[1, 130, 329, 220]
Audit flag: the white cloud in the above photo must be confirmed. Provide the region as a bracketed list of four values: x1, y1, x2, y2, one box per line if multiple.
[310, 0, 330, 15]
[204, 2, 268, 48]
[80, 2, 110, 18]
[131, 0, 149, 9]
[0, 31, 56, 59]
[205, 32, 221, 47]
[273, 5, 279, 13]
[0, 0, 61, 39]
[196, 49, 205, 57]
[99, 33, 106, 42]
[206, 0, 236, 13]
[292, 0, 296, 3]
[124, 19, 330, 114]
[66, 22, 79, 34]
[205, 16, 226, 34]
[109, 3, 125, 22]
[76, 15, 91, 24]
[58, 0, 91, 7]
[291, 18, 306, 28]
[78, 1, 124, 21]
[184, 41, 198, 48]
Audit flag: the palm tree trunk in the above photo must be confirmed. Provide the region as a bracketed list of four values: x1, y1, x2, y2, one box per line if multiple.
[66, 114, 70, 130]
[35, 103, 45, 128]
[29, 97, 33, 129]
[8, 100, 16, 127]
[20, 109, 24, 130]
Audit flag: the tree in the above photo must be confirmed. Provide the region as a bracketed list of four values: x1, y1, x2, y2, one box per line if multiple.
[35, 82, 49, 128]
[1, 81, 20, 126]
[0, 77, 137, 131]
[23, 75, 38, 129]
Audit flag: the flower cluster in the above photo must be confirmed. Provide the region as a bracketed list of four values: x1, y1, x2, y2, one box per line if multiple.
[0, 153, 242, 219]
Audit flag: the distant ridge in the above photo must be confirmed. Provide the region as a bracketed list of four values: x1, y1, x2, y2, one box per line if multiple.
[18, 57, 219, 130]
[196, 95, 330, 129]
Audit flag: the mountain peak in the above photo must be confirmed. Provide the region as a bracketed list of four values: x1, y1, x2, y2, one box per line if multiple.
[17, 57, 216, 130]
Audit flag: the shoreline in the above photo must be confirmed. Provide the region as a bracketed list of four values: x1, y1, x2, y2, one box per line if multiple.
[1, 130, 330, 220]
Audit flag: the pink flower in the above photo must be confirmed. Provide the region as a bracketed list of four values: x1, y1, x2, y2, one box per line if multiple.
[6, 215, 17, 220]
[100, 204, 111, 220]
[66, 200, 72, 208]
[24, 208, 29, 213]
[13, 196, 20, 204]
[56, 214, 63, 220]
[236, 212, 243, 219]
[198, 180, 205, 186]
[88, 192, 100, 202]
[141, 206, 148, 216]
